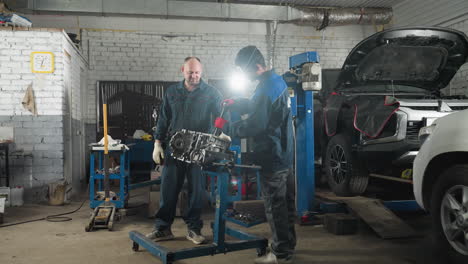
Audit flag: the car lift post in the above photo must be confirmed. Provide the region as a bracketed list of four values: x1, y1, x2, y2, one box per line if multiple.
[128, 164, 268, 264]
[285, 52, 320, 221]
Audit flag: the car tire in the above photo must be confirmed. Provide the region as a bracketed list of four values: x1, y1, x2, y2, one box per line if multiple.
[430, 164, 468, 264]
[325, 134, 368, 196]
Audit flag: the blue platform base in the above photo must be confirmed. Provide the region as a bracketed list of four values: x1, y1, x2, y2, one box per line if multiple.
[129, 229, 267, 264]
[129, 167, 267, 264]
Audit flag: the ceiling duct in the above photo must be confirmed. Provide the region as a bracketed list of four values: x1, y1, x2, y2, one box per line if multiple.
[4, 0, 392, 29]
[290, 8, 392, 30]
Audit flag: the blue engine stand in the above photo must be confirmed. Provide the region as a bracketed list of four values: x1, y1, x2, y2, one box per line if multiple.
[129, 165, 268, 264]
[206, 145, 262, 206]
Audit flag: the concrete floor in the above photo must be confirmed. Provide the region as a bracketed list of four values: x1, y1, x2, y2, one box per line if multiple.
[0, 191, 441, 264]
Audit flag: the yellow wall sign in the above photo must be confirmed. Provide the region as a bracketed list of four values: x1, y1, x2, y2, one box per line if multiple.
[30, 52, 55, 73]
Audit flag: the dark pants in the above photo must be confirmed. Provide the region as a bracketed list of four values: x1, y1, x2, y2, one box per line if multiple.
[261, 169, 296, 258]
[154, 154, 205, 232]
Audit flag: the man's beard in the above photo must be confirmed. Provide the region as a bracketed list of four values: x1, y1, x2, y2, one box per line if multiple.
[188, 79, 200, 85]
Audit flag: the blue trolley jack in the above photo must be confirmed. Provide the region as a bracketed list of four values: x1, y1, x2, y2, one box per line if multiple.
[129, 163, 268, 264]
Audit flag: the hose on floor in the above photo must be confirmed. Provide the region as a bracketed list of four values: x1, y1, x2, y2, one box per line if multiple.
[1, 181, 94, 228]
[0, 198, 87, 228]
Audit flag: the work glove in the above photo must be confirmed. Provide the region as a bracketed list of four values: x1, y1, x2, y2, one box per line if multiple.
[222, 99, 235, 107]
[152, 140, 164, 164]
[214, 117, 228, 130]
[218, 132, 231, 142]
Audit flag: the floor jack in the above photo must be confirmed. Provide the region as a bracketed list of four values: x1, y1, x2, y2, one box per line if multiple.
[129, 163, 268, 264]
[85, 98, 117, 232]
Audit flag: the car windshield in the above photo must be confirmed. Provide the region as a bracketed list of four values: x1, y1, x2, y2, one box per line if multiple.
[344, 84, 429, 94]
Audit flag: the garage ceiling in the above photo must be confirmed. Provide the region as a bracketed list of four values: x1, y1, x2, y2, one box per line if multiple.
[4, 0, 397, 23]
[208, 0, 405, 8]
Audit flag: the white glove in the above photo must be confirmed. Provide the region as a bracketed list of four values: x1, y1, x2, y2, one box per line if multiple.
[152, 141, 165, 164]
[218, 132, 231, 142]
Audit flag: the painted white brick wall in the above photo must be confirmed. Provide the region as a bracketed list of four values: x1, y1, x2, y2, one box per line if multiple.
[0, 27, 87, 201]
[82, 25, 371, 124]
[0, 29, 65, 117]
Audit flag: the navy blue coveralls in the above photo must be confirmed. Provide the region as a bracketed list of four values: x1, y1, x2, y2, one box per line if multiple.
[154, 79, 223, 232]
[226, 70, 296, 258]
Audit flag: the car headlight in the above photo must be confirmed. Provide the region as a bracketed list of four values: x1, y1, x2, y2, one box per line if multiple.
[418, 124, 436, 144]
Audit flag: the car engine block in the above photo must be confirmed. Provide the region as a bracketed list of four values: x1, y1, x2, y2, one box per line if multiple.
[169, 129, 233, 165]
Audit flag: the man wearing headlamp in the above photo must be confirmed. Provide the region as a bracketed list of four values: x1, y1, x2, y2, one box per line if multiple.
[216, 46, 296, 264]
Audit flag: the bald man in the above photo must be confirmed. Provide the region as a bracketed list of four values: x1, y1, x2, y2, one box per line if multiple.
[149, 57, 223, 244]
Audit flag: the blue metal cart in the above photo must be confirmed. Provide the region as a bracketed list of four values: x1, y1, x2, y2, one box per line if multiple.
[89, 146, 161, 209]
[89, 146, 130, 209]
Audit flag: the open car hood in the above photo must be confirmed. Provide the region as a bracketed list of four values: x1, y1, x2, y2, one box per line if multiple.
[337, 27, 468, 91]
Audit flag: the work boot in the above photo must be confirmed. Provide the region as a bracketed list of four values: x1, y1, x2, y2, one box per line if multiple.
[145, 229, 174, 242]
[254, 252, 293, 264]
[186, 229, 206, 245]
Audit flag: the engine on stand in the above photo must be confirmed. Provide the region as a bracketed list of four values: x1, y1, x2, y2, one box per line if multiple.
[169, 129, 234, 166]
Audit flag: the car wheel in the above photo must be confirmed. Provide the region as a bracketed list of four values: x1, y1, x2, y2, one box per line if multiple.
[325, 134, 368, 196]
[430, 164, 468, 263]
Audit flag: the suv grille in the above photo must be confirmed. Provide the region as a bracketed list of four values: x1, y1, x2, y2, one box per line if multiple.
[406, 106, 438, 111]
[450, 106, 468, 111]
[406, 121, 424, 142]
[405, 105, 468, 111]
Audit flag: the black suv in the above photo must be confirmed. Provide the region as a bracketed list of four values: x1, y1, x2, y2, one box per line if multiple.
[314, 27, 468, 196]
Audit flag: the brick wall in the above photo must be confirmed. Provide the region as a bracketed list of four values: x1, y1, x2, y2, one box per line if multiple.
[81, 25, 371, 129]
[0, 27, 86, 201]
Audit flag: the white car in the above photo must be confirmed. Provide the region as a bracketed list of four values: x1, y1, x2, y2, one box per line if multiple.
[413, 109, 468, 263]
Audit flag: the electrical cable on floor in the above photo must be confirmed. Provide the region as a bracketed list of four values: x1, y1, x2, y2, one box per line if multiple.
[0, 181, 94, 228]
[1, 176, 158, 227]
[0, 198, 88, 228]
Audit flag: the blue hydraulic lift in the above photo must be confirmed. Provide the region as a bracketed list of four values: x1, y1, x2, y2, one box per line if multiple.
[284, 51, 421, 221]
[286, 51, 320, 218]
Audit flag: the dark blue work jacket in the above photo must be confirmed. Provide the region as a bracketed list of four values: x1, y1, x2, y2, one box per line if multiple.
[227, 70, 294, 173]
[154, 79, 223, 142]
